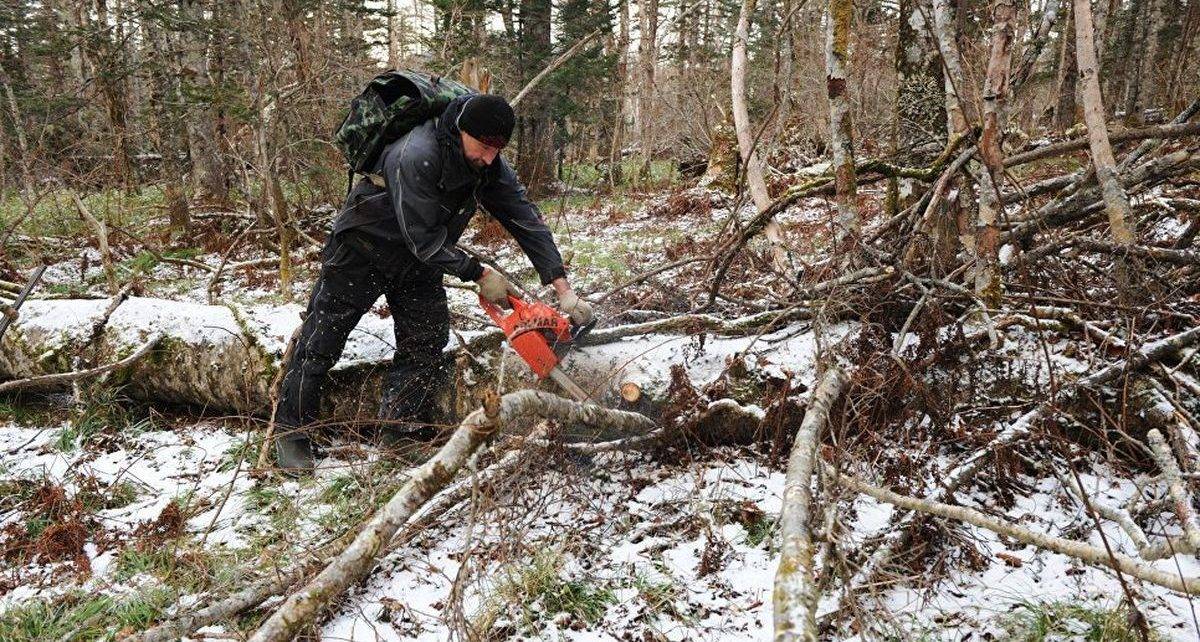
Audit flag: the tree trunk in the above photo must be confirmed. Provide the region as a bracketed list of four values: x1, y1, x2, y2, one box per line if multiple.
[181, 0, 228, 205]
[931, 0, 969, 135]
[608, 0, 631, 188]
[1053, 0, 1078, 131]
[893, 0, 946, 163]
[890, 0, 947, 220]
[1073, 0, 1137, 292]
[387, 0, 401, 67]
[826, 0, 859, 248]
[732, 0, 789, 273]
[515, 0, 555, 197]
[1136, 0, 1166, 114]
[145, 4, 192, 232]
[1108, 0, 1144, 113]
[1122, 0, 1152, 120]
[974, 0, 1017, 305]
[637, 0, 659, 180]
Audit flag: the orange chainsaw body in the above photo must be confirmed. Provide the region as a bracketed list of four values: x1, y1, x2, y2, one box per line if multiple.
[479, 294, 572, 379]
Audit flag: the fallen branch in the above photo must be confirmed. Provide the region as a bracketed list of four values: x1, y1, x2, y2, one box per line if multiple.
[1003, 121, 1200, 168]
[840, 323, 1200, 607]
[774, 365, 848, 641]
[1148, 429, 1200, 551]
[834, 469, 1200, 594]
[248, 390, 655, 642]
[0, 264, 45, 341]
[0, 335, 162, 393]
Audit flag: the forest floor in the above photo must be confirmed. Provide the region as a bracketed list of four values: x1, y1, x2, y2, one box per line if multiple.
[2, 157, 1200, 640]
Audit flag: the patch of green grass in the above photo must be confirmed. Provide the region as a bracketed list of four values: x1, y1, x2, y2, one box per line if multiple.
[631, 573, 684, 620]
[318, 473, 362, 504]
[55, 385, 153, 452]
[1000, 600, 1162, 641]
[478, 550, 616, 633]
[114, 547, 176, 582]
[218, 437, 259, 473]
[0, 400, 61, 426]
[562, 239, 629, 281]
[121, 246, 205, 277]
[0, 588, 175, 640]
[0, 185, 167, 246]
[559, 158, 678, 191]
[742, 514, 777, 548]
[76, 479, 140, 512]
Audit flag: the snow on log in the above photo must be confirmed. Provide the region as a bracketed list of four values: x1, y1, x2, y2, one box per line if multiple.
[0, 296, 829, 422]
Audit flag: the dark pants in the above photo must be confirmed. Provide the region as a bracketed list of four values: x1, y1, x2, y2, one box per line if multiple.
[275, 232, 450, 440]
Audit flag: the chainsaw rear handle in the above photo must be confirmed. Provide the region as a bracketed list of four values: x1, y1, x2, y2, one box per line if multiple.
[478, 293, 526, 326]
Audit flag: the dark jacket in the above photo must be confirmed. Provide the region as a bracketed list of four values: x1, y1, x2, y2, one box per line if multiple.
[332, 95, 566, 285]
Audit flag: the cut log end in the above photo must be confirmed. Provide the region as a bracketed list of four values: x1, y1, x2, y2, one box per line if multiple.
[620, 381, 642, 403]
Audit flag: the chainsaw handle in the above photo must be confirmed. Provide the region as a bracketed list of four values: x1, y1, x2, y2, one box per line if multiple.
[478, 293, 527, 325]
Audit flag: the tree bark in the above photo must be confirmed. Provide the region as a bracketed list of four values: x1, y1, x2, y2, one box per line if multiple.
[974, 0, 1017, 305]
[1053, 0, 1078, 131]
[930, 0, 969, 135]
[1073, 0, 1136, 292]
[826, 0, 859, 248]
[637, 0, 659, 180]
[773, 366, 848, 642]
[515, 0, 555, 196]
[732, 0, 789, 273]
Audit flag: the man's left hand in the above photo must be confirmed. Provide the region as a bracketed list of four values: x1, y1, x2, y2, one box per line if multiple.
[558, 291, 594, 326]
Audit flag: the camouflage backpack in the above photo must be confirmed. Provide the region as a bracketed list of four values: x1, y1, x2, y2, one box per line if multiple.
[333, 69, 474, 185]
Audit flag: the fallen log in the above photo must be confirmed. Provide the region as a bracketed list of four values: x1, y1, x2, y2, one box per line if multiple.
[0, 335, 161, 393]
[248, 390, 655, 642]
[0, 295, 819, 420]
[774, 365, 848, 642]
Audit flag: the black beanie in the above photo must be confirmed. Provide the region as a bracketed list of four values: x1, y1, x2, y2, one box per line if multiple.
[456, 94, 515, 148]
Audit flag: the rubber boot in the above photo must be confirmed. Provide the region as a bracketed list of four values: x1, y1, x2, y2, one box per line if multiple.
[274, 434, 316, 476]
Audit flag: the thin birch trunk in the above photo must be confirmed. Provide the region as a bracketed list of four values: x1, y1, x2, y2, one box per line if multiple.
[732, 0, 789, 273]
[1053, 0, 1078, 131]
[1073, 0, 1137, 292]
[930, 0, 969, 135]
[71, 192, 118, 294]
[773, 366, 849, 642]
[975, 0, 1017, 305]
[637, 0, 660, 180]
[1148, 429, 1200, 551]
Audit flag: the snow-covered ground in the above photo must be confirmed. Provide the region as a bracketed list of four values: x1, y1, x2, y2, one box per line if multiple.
[4, 184, 1200, 641]
[5, 411, 1198, 640]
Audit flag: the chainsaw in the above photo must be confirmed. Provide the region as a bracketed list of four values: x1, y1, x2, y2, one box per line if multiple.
[479, 293, 595, 402]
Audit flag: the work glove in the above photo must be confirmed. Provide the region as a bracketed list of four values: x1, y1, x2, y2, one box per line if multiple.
[558, 291, 594, 326]
[477, 269, 520, 307]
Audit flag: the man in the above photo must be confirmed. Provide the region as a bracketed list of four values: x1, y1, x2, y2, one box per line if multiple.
[274, 93, 592, 473]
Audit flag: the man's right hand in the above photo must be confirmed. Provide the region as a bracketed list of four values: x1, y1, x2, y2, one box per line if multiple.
[477, 268, 520, 307]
